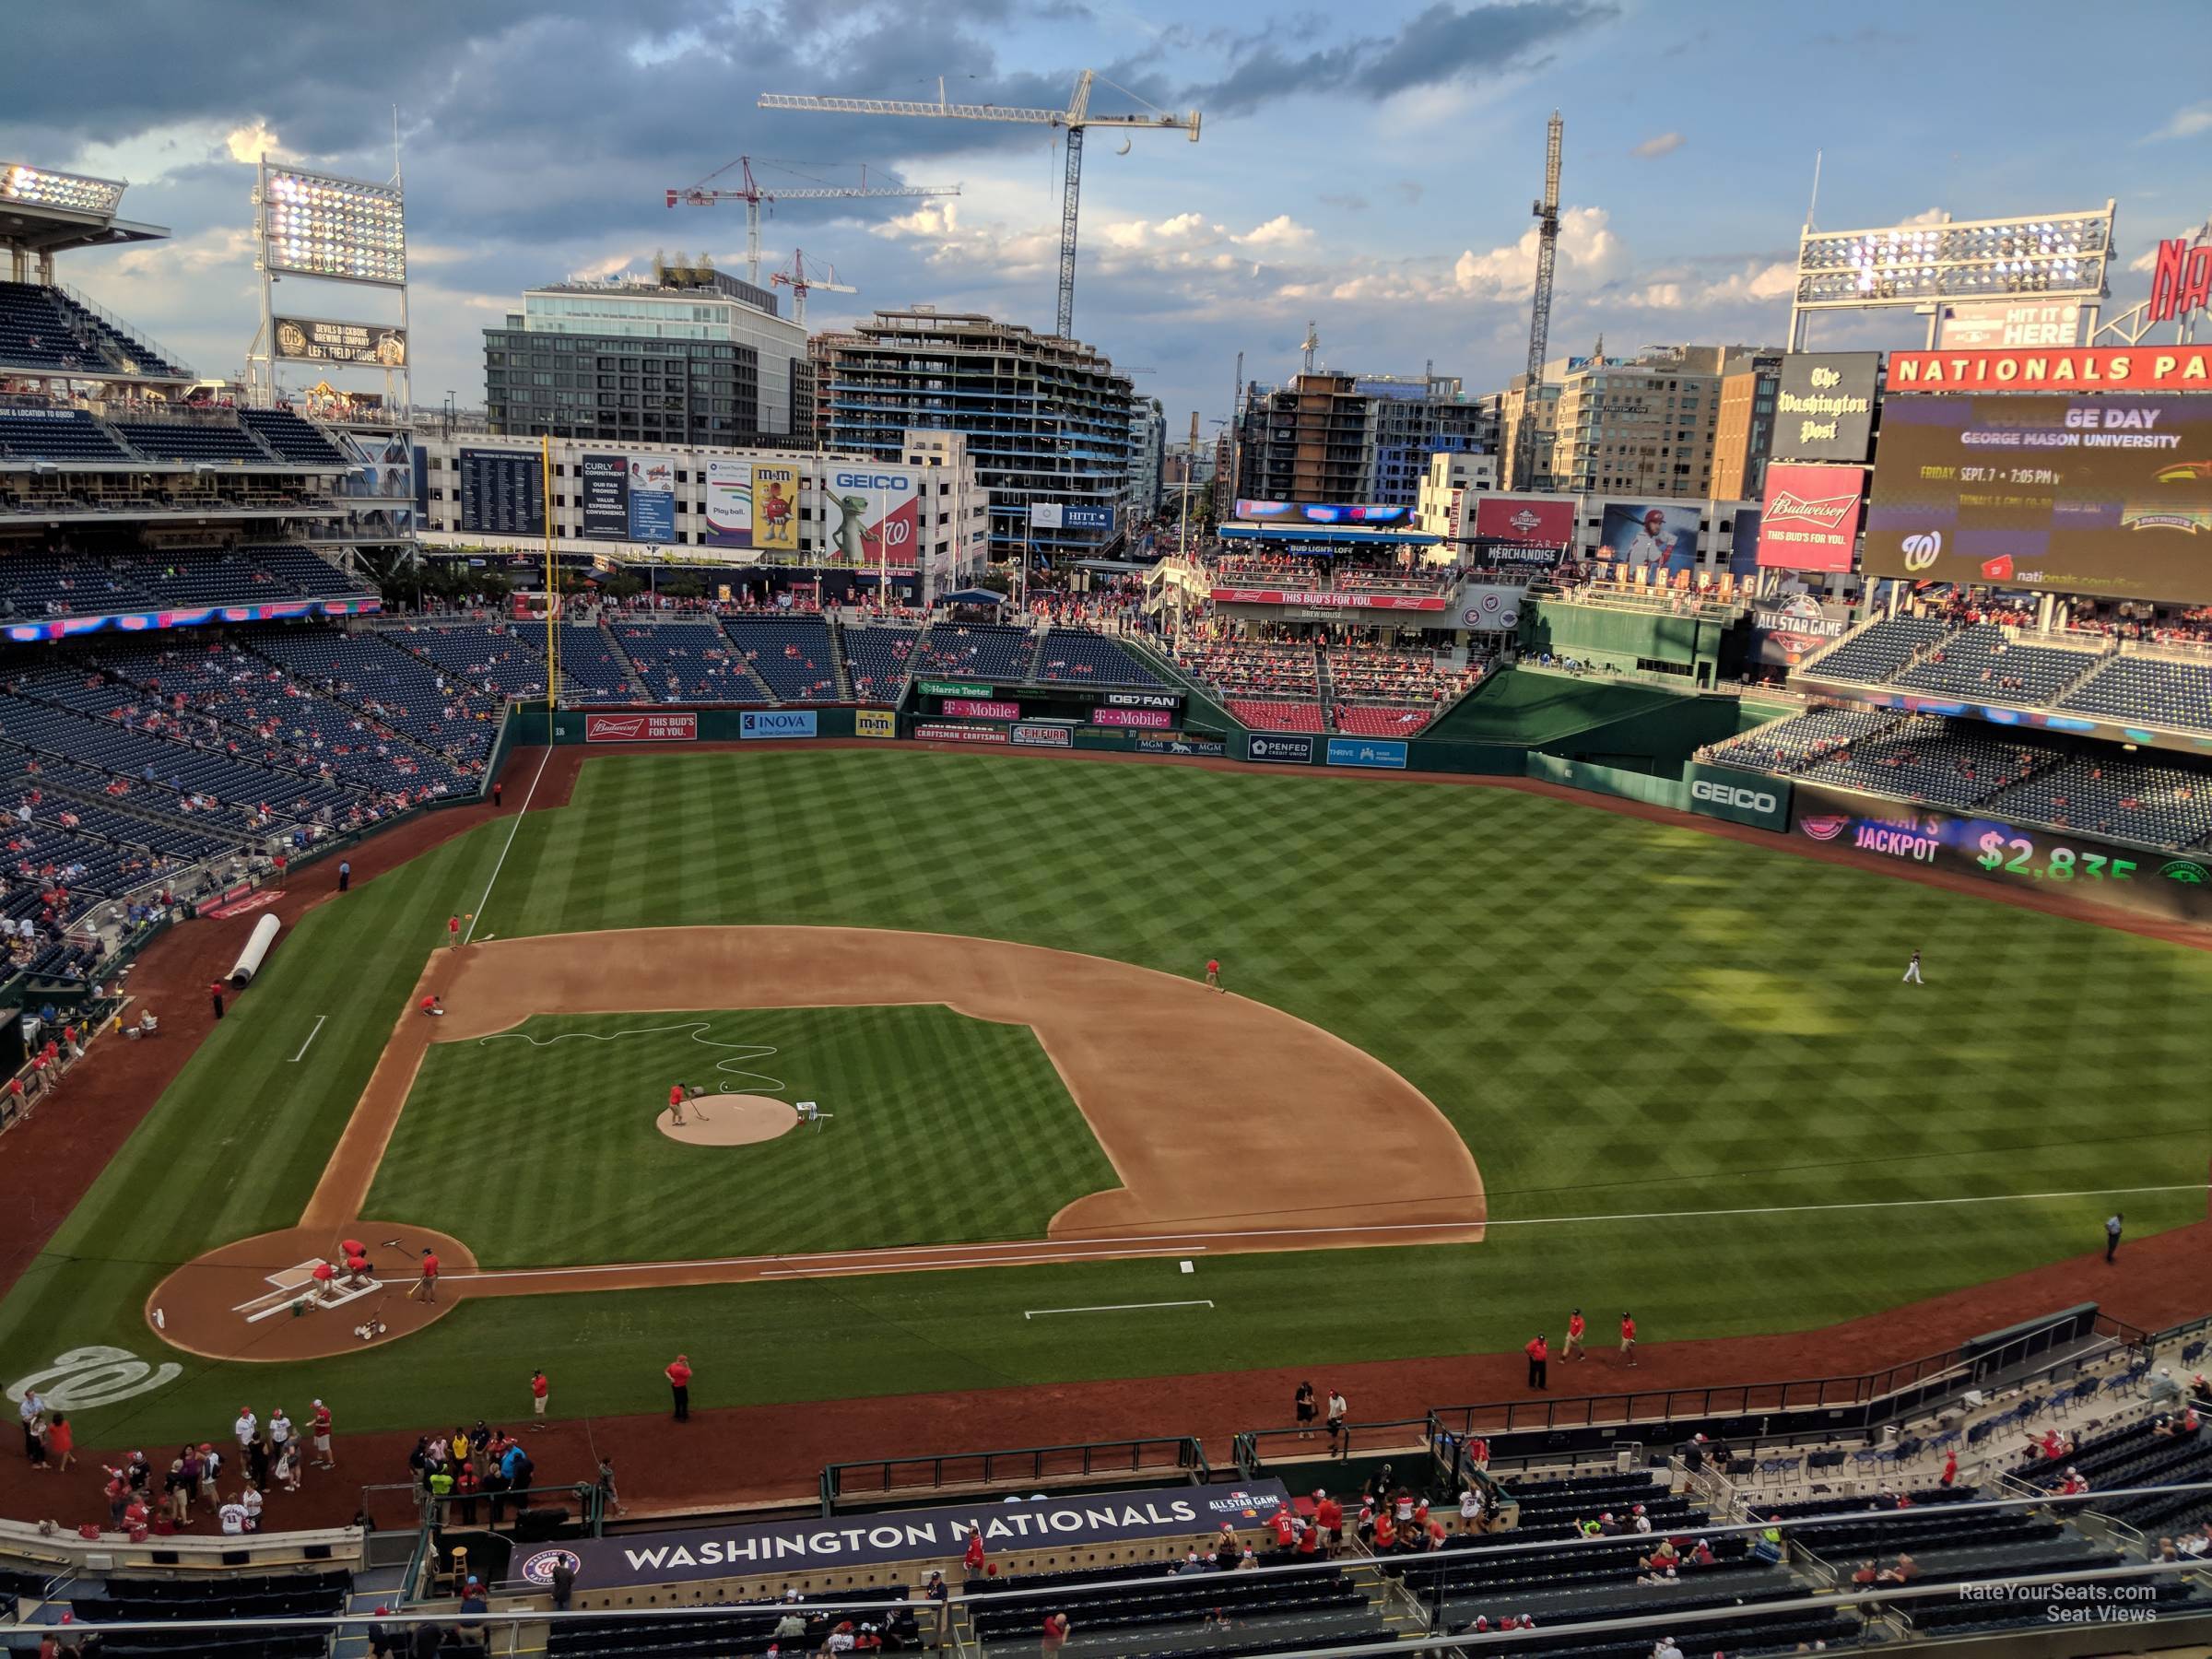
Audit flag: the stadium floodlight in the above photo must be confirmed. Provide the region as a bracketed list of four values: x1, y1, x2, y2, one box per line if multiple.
[1789, 204, 2114, 347]
[0, 162, 125, 217]
[257, 166, 406, 287]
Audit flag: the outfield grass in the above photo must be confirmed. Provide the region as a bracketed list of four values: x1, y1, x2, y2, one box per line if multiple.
[366, 1006, 1113, 1265]
[3, 745, 2207, 1448]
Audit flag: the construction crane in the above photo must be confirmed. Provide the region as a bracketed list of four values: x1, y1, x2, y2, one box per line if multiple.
[1519, 110, 1564, 488]
[760, 71, 1200, 340]
[1300, 320, 1320, 374]
[769, 250, 856, 328]
[666, 156, 959, 287]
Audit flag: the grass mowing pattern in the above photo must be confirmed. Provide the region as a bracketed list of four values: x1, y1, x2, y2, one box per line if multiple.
[366, 1006, 1114, 1265]
[2, 746, 2207, 1445]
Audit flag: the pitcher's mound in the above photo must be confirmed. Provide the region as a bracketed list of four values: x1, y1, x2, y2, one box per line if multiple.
[658, 1094, 795, 1147]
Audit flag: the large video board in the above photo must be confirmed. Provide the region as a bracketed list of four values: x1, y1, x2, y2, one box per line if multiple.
[1865, 394, 2212, 602]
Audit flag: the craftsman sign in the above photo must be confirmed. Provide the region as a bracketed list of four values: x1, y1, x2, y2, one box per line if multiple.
[531, 1481, 1292, 1589]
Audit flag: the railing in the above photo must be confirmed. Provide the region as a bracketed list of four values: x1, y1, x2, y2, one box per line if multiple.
[820, 1435, 1206, 1513]
[57, 282, 195, 380]
[1232, 1418, 1434, 1475]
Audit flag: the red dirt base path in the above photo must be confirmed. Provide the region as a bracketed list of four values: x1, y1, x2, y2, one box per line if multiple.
[3, 1218, 2204, 1536]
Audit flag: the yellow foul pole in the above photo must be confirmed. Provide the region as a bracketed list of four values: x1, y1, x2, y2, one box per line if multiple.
[540, 436, 558, 739]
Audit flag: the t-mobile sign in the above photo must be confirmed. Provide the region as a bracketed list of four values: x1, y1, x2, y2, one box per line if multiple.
[1090, 706, 1173, 729]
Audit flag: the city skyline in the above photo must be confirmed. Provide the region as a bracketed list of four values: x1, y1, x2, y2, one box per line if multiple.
[3, 0, 2206, 438]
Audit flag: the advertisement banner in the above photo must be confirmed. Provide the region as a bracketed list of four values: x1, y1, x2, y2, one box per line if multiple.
[918, 680, 994, 699]
[1064, 505, 1116, 533]
[580, 453, 629, 540]
[1453, 583, 1525, 632]
[458, 448, 546, 536]
[1244, 732, 1316, 764]
[704, 459, 754, 547]
[1597, 500, 1700, 575]
[1471, 494, 1576, 547]
[2148, 238, 2212, 326]
[1757, 464, 1866, 571]
[1773, 353, 1880, 462]
[1210, 589, 1448, 611]
[1749, 592, 1853, 668]
[1090, 706, 1172, 729]
[521, 1481, 1293, 1592]
[1232, 500, 1413, 527]
[1935, 301, 2085, 351]
[585, 712, 698, 743]
[1011, 723, 1074, 747]
[1136, 735, 1228, 757]
[627, 456, 676, 544]
[739, 710, 818, 740]
[273, 315, 406, 366]
[1104, 691, 1182, 711]
[1863, 393, 2212, 602]
[1886, 347, 2212, 394]
[1684, 762, 1790, 831]
[1790, 782, 2212, 923]
[828, 466, 922, 568]
[854, 709, 898, 739]
[752, 465, 799, 552]
[943, 698, 1019, 721]
[1029, 502, 1065, 529]
[914, 722, 1009, 745]
[1326, 737, 1407, 770]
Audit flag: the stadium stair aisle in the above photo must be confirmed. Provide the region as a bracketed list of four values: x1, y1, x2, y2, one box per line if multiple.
[1020, 621, 1049, 682]
[597, 618, 651, 700]
[1314, 651, 1340, 734]
[824, 613, 854, 701]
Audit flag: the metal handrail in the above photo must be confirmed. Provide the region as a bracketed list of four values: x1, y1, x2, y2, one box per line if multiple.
[821, 1435, 1207, 1513]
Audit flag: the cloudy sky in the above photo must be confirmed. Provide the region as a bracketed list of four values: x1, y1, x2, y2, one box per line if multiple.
[5, 0, 2206, 428]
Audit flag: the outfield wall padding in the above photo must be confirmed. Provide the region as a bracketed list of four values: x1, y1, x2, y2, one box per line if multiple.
[1524, 753, 1691, 811]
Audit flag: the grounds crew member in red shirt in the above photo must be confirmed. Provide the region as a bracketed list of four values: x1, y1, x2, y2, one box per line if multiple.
[1619, 1312, 1637, 1367]
[667, 1083, 688, 1127]
[530, 1369, 549, 1430]
[666, 1353, 692, 1420]
[410, 1248, 440, 1303]
[1205, 957, 1222, 993]
[1563, 1308, 1586, 1361]
[209, 982, 226, 1020]
[1524, 1334, 1548, 1390]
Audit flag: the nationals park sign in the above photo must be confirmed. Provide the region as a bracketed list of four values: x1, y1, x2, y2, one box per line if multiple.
[524, 1480, 1292, 1590]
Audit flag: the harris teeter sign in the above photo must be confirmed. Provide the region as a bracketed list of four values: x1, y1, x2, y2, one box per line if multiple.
[524, 1480, 1292, 1589]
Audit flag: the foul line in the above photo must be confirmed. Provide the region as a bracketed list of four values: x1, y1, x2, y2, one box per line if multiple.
[761, 1248, 1201, 1279]
[449, 1241, 1214, 1285]
[288, 1015, 327, 1064]
[1026, 1300, 1213, 1318]
[463, 742, 554, 947]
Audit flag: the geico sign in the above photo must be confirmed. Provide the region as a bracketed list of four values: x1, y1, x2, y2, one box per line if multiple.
[833, 472, 914, 490]
[1691, 780, 1778, 814]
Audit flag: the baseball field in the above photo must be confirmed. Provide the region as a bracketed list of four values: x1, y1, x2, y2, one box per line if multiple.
[3, 743, 2207, 1452]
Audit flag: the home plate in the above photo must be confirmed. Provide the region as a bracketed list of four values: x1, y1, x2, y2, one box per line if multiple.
[232, 1260, 384, 1324]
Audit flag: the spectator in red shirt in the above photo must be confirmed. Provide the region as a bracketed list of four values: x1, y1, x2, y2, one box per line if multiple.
[666, 1353, 692, 1420]
[962, 1529, 987, 1576]
[1041, 1611, 1071, 1654]
[1524, 1334, 1548, 1391]
[1313, 1489, 1343, 1551]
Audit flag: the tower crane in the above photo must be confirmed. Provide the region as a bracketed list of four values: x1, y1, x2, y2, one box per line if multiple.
[770, 250, 857, 328]
[1518, 110, 1564, 489]
[666, 156, 959, 287]
[759, 71, 1201, 340]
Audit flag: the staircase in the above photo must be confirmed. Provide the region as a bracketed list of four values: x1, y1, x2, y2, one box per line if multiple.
[1313, 646, 1339, 733]
[597, 619, 653, 700]
[823, 615, 855, 700]
[1020, 620, 1050, 682]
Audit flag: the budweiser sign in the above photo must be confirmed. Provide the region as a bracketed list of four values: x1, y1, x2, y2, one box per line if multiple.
[1209, 588, 1447, 611]
[1766, 488, 1859, 531]
[1756, 464, 1865, 574]
[2148, 238, 2212, 327]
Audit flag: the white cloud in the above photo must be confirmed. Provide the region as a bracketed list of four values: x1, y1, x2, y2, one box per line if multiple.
[223, 120, 288, 165]
[1451, 205, 1622, 301]
[1630, 132, 1684, 159]
[1900, 206, 1948, 227]
[2144, 103, 2212, 143]
[1233, 215, 1315, 251]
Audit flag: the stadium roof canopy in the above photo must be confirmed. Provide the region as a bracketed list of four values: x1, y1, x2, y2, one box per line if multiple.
[1218, 522, 1437, 549]
[0, 163, 170, 256]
